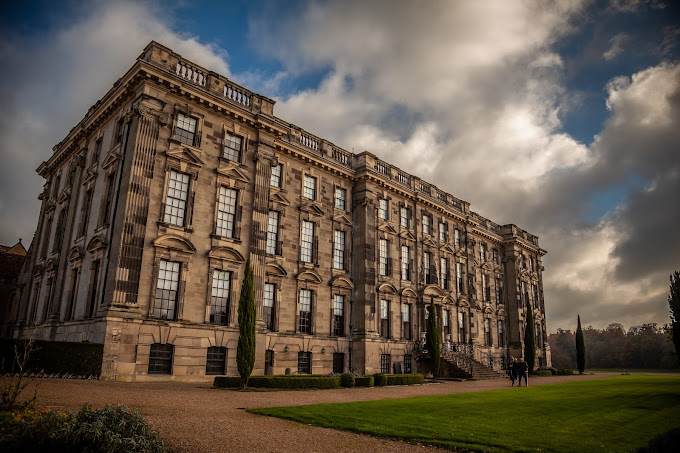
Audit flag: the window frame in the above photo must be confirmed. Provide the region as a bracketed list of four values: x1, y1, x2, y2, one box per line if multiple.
[206, 346, 227, 375]
[174, 112, 198, 147]
[298, 289, 313, 334]
[223, 130, 243, 163]
[300, 220, 315, 263]
[215, 186, 239, 239]
[334, 186, 347, 210]
[303, 174, 317, 200]
[378, 198, 388, 220]
[297, 351, 312, 374]
[209, 269, 231, 325]
[263, 282, 276, 330]
[163, 169, 191, 228]
[148, 343, 173, 375]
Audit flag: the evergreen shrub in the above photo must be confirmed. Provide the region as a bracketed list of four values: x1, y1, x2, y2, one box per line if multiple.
[373, 373, 387, 386]
[340, 373, 355, 388]
[355, 376, 374, 387]
[385, 374, 424, 385]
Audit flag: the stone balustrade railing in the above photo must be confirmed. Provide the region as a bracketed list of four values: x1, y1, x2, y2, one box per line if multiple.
[224, 83, 251, 107]
[175, 60, 207, 87]
[331, 147, 351, 167]
[299, 131, 320, 151]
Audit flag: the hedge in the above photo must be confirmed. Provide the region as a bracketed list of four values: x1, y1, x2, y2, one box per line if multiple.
[373, 373, 387, 386]
[355, 376, 374, 387]
[556, 368, 574, 375]
[533, 370, 552, 377]
[0, 339, 103, 376]
[214, 375, 341, 389]
[385, 373, 424, 385]
[340, 373, 355, 388]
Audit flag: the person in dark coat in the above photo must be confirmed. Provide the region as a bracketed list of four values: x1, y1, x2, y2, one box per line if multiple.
[517, 357, 528, 386]
[508, 357, 516, 386]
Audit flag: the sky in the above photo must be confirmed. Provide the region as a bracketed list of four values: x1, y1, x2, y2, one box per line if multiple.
[1, 0, 678, 332]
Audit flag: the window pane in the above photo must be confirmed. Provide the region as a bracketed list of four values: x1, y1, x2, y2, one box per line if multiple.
[270, 164, 282, 187]
[164, 170, 190, 227]
[175, 113, 196, 146]
[149, 343, 173, 374]
[333, 230, 345, 269]
[334, 187, 346, 210]
[299, 289, 312, 333]
[266, 211, 279, 255]
[206, 346, 227, 375]
[300, 221, 314, 263]
[154, 260, 180, 320]
[379, 239, 388, 276]
[303, 175, 316, 200]
[223, 132, 242, 162]
[210, 270, 230, 325]
[216, 187, 237, 238]
[401, 245, 409, 280]
[400, 207, 408, 228]
[379, 199, 388, 220]
[263, 283, 275, 330]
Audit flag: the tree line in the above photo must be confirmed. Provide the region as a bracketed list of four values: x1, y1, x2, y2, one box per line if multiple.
[549, 323, 678, 370]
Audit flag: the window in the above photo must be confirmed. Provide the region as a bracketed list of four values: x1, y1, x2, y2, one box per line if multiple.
[333, 294, 344, 336]
[480, 243, 487, 262]
[495, 278, 502, 304]
[266, 211, 279, 255]
[216, 187, 238, 238]
[154, 260, 180, 320]
[148, 343, 173, 374]
[456, 262, 464, 293]
[334, 187, 346, 210]
[210, 270, 230, 325]
[422, 214, 431, 235]
[530, 256, 535, 272]
[401, 245, 410, 281]
[223, 131, 242, 162]
[443, 309, 450, 335]
[520, 281, 527, 307]
[402, 303, 411, 340]
[175, 112, 197, 146]
[498, 319, 505, 347]
[52, 211, 65, 252]
[403, 354, 412, 374]
[206, 346, 227, 375]
[532, 284, 539, 306]
[424, 252, 432, 284]
[333, 353, 344, 374]
[381, 354, 391, 374]
[333, 230, 345, 270]
[485, 318, 492, 346]
[52, 174, 61, 199]
[378, 199, 388, 220]
[87, 261, 100, 319]
[65, 269, 79, 321]
[454, 228, 461, 248]
[458, 311, 466, 342]
[263, 283, 275, 330]
[297, 351, 311, 374]
[80, 190, 93, 237]
[379, 239, 389, 276]
[400, 207, 409, 228]
[102, 173, 116, 225]
[164, 170, 190, 227]
[493, 249, 499, 265]
[299, 289, 312, 333]
[303, 175, 316, 200]
[482, 274, 490, 301]
[300, 220, 314, 263]
[92, 138, 102, 165]
[270, 163, 282, 187]
[440, 257, 448, 290]
[115, 117, 125, 144]
[40, 216, 52, 257]
[380, 299, 390, 339]
[439, 222, 446, 242]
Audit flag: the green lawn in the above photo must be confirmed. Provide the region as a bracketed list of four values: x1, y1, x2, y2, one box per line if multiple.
[249, 376, 680, 452]
[588, 368, 680, 374]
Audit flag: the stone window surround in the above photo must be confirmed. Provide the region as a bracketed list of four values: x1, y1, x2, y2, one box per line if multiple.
[205, 253, 241, 327]
[159, 163, 199, 233]
[170, 106, 203, 149]
[296, 280, 319, 335]
[330, 287, 351, 337]
[221, 123, 249, 165]
[148, 249, 191, 322]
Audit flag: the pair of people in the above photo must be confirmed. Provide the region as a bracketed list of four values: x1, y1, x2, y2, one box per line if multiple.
[507, 357, 528, 387]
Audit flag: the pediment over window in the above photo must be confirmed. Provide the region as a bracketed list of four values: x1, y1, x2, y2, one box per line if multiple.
[270, 191, 290, 207]
[86, 235, 108, 253]
[378, 282, 398, 294]
[530, 272, 539, 282]
[442, 244, 456, 254]
[519, 269, 529, 278]
[266, 262, 287, 277]
[297, 269, 322, 284]
[68, 246, 84, 262]
[457, 297, 469, 307]
[330, 275, 354, 289]
[45, 258, 58, 271]
[497, 308, 506, 316]
[299, 203, 324, 217]
[32, 264, 44, 276]
[101, 151, 121, 172]
[483, 306, 494, 314]
[208, 246, 244, 263]
[401, 287, 418, 299]
[481, 262, 492, 271]
[166, 146, 205, 168]
[378, 223, 397, 235]
[399, 230, 416, 242]
[332, 213, 353, 226]
[422, 237, 437, 248]
[82, 168, 98, 188]
[421, 284, 445, 297]
[154, 234, 196, 253]
[57, 189, 71, 207]
[216, 163, 250, 184]
[442, 295, 455, 305]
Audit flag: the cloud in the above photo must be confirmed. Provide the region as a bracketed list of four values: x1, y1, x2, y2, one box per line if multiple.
[0, 0, 230, 244]
[603, 32, 630, 60]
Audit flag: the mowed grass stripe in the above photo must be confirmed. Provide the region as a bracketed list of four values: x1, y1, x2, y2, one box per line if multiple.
[249, 376, 680, 452]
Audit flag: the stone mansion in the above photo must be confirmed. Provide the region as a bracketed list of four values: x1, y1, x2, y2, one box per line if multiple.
[7, 42, 550, 380]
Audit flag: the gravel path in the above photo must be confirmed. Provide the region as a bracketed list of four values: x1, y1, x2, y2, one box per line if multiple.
[22, 373, 618, 452]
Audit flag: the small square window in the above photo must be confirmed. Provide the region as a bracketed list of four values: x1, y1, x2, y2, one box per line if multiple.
[298, 351, 311, 374]
[381, 353, 391, 374]
[206, 346, 226, 375]
[148, 343, 173, 374]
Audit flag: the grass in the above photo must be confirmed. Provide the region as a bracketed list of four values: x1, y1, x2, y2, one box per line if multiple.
[587, 368, 680, 374]
[249, 376, 680, 452]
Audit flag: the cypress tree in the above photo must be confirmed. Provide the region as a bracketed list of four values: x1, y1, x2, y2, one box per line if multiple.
[236, 258, 255, 388]
[576, 314, 586, 374]
[425, 297, 441, 380]
[524, 300, 536, 373]
[669, 271, 680, 358]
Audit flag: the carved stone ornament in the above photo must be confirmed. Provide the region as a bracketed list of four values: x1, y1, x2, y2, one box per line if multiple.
[136, 104, 170, 125]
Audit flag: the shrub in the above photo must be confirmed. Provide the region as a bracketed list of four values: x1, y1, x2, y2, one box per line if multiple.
[340, 373, 355, 388]
[355, 376, 374, 387]
[534, 370, 552, 377]
[562, 368, 574, 375]
[213, 376, 241, 388]
[373, 373, 387, 386]
[385, 374, 424, 385]
[9, 404, 164, 452]
[214, 375, 341, 389]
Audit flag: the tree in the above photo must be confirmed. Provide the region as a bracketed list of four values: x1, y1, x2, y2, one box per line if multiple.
[425, 297, 441, 381]
[669, 271, 680, 358]
[576, 314, 586, 374]
[524, 300, 536, 372]
[236, 258, 255, 388]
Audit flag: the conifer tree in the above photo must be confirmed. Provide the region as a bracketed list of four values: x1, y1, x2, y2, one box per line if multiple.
[236, 258, 255, 388]
[426, 297, 441, 380]
[524, 300, 536, 372]
[669, 271, 680, 358]
[576, 314, 586, 374]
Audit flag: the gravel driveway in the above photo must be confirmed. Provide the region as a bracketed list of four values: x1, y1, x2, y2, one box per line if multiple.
[23, 373, 617, 452]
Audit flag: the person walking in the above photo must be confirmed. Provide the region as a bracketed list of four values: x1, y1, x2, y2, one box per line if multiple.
[517, 357, 528, 387]
[508, 357, 516, 386]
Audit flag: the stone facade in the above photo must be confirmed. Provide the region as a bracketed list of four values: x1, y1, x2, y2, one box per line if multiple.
[7, 42, 550, 381]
